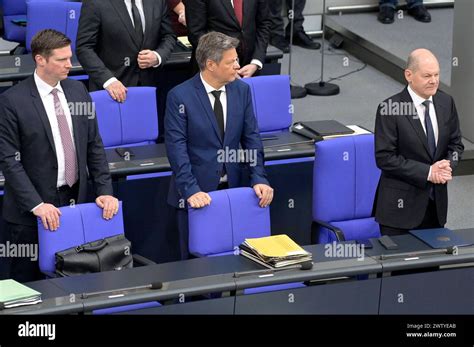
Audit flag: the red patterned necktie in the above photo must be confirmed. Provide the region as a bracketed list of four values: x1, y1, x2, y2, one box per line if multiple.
[233, 0, 243, 27]
[51, 88, 77, 187]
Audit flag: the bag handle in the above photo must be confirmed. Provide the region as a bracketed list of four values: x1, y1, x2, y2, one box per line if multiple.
[76, 239, 108, 253]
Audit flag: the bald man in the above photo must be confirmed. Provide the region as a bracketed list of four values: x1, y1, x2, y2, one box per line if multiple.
[373, 49, 464, 236]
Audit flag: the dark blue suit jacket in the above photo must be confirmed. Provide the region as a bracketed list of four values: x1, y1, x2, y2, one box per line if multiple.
[165, 73, 269, 207]
[0, 76, 113, 226]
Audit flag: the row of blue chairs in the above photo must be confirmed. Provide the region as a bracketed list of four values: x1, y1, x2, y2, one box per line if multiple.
[38, 135, 381, 272]
[91, 75, 293, 149]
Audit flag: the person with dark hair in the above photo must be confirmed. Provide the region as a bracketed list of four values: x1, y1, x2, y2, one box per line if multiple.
[165, 32, 273, 259]
[378, 0, 431, 24]
[184, 0, 271, 78]
[268, 0, 320, 53]
[0, 29, 117, 282]
[76, 0, 176, 102]
[373, 49, 463, 236]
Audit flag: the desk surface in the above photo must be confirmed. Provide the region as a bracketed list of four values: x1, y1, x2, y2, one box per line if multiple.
[105, 132, 315, 177]
[0, 45, 283, 83]
[2, 230, 473, 314]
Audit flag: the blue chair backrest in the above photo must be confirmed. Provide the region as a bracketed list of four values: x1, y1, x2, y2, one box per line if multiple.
[188, 187, 271, 257]
[313, 134, 381, 243]
[90, 87, 159, 148]
[38, 202, 124, 276]
[26, 1, 81, 52]
[242, 75, 292, 134]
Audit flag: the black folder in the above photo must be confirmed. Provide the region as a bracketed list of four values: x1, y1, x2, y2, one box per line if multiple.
[292, 120, 354, 138]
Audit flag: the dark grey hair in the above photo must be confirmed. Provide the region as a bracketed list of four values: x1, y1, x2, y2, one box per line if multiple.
[195, 31, 239, 71]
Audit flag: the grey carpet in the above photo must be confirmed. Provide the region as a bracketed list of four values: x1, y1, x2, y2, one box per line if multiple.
[326, 8, 454, 85]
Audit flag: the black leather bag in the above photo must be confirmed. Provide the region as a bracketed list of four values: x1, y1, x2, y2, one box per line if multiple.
[55, 234, 133, 277]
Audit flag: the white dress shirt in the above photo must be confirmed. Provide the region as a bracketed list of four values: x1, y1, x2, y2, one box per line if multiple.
[31, 72, 77, 212]
[34, 72, 76, 188]
[200, 74, 228, 182]
[103, 0, 162, 89]
[407, 85, 439, 180]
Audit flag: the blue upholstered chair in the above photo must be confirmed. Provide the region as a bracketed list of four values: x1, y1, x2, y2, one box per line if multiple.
[90, 87, 159, 149]
[188, 187, 271, 257]
[37, 202, 154, 277]
[26, 1, 82, 53]
[242, 75, 292, 135]
[188, 187, 305, 294]
[312, 134, 381, 243]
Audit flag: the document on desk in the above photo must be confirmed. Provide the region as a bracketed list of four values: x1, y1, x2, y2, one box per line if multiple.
[0, 279, 42, 309]
[239, 234, 312, 269]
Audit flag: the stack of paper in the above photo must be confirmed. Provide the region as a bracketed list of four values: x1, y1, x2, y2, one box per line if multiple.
[0, 279, 42, 309]
[239, 234, 312, 269]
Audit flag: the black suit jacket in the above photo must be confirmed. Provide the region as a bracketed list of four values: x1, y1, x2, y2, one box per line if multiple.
[185, 0, 270, 66]
[76, 0, 176, 91]
[373, 87, 464, 229]
[0, 76, 113, 226]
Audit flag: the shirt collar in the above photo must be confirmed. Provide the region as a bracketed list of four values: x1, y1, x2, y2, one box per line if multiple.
[34, 70, 64, 98]
[200, 74, 226, 95]
[407, 85, 433, 107]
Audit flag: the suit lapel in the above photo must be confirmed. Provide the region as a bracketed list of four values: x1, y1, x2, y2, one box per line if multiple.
[223, 83, 237, 145]
[432, 93, 447, 161]
[222, 0, 241, 29]
[193, 75, 223, 144]
[402, 87, 432, 159]
[109, 0, 140, 50]
[29, 77, 57, 158]
[142, 0, 154, 48]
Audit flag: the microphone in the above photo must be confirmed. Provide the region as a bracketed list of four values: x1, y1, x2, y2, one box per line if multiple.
[379, 247, 457, 260]
[234, 261, 313, 278]
[80, 281, 163, 299]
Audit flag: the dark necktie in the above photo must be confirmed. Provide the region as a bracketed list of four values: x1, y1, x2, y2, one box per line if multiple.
[233, 0, 243, 27]
[51, 88, 78, 187]
[423, 100, 436, 200]
[423, 100, 436, 158]
[131, 0, 143, 45]
[211, 90, 225, 140]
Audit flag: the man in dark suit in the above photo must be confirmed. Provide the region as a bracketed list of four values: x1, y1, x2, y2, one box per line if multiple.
[76, 0, 176, 102]
[0, 30, 118, 282]
[165, 32, 273, 259]
[373, 48, 464, 236]
[184, 0, 271, 78]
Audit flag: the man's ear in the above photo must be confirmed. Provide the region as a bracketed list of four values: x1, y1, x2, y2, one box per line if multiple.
[35, 54, 45, 67]
[206, 59, 215, 72]
[404, 69, 412, 84]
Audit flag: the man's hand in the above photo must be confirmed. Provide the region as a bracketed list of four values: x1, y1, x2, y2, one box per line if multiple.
[429, 159, 452, 184]
[33, 204, 62, 231]
[96, 195, 119, 220]
[253, 184, 273, 208]
[138, 50, 159, 69]
[178, 11, 186, 26]
[105, 80, 128, 103]
[237, 64, 258, 78]
[187, 192, 212, 209]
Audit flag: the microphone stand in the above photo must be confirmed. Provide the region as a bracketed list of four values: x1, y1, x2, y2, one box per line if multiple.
[304, 0, 340, 96]
[288, 0, 307, 99]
